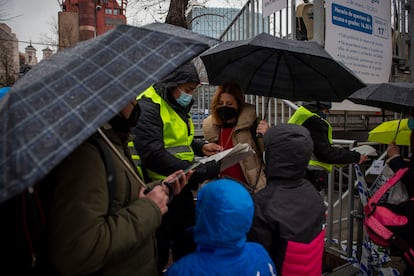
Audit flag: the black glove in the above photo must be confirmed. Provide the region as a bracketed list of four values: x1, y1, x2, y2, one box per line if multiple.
[186, 160, 221, 190]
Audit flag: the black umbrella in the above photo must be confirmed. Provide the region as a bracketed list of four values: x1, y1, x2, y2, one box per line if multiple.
[200, 32, 365, 101]
[0, 23, 213, 203]
[348, 82, 414, 114]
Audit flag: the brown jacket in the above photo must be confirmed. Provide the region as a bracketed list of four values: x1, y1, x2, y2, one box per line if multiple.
[47, 127, 161, 275]
[203, 103, 266, 192]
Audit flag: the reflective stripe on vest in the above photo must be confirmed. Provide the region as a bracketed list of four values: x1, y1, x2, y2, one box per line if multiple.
[127, 140, 145, 180]
[137, 86, 194, 180]
[288, 106, 333, 172]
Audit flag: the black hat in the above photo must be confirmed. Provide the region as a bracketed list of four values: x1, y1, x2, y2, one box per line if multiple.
[159, 61, 200, 88]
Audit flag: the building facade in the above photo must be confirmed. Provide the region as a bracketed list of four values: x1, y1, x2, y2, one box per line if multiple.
[188, 7, 240, 39]
[42, 47, 54, 60]
[59, 0, 127, 50]
[0, 23, 19, 86]
[24, 43, 38, 66]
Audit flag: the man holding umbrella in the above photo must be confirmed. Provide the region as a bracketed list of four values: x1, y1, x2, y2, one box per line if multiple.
[288, 101, 368, 191]
[0, 23, 216, 276]
[47, 101, 190, 275]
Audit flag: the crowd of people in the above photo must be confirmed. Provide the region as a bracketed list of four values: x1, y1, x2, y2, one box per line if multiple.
[3, 54, 413, 275]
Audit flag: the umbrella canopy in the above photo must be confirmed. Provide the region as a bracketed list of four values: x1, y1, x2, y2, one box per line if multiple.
[348, 82, 414, 114]
[368, 119, 411, 146]
[200, 32, 365, 101]
[0, 23, 213, 203]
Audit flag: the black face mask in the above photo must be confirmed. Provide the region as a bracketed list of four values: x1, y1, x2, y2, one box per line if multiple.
[217, 106, 238, 122]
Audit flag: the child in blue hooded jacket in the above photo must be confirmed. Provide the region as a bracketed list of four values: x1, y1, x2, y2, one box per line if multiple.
[164, 178, 277, 275]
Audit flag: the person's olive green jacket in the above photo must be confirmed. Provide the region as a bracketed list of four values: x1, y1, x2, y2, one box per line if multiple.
[47, 126, 162, 275]
[203, 103, 266, 192]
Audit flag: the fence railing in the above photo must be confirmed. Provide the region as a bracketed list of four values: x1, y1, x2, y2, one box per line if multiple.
[191, 85, 391, 273]
[193, 1, 411, 272]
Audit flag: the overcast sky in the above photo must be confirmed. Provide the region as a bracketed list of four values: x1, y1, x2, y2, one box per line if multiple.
[3, 0, 244, 60]
[4, 0, 61, 57]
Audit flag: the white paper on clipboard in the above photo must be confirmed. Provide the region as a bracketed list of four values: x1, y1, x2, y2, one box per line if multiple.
[198, 143, 256, 171]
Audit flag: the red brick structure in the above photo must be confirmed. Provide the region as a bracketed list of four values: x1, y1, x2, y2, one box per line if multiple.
[59, 0, 127, 49]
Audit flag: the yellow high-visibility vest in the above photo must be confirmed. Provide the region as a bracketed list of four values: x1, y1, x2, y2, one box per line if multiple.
[127, 140, 145, 180]
[288, 106, 333, 172]
[136, 86, 195, 181]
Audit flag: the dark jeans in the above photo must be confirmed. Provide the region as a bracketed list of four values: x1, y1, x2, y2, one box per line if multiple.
[156, 187, 196, 274]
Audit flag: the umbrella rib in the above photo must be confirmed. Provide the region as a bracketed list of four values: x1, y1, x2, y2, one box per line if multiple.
[242, 48, 280, 96]
[246, 49, 281, 117]
[237, 47, 275, 87]
[269, 52, 282, 97]
[393, 117, 402, 142]
[260, 52, 282, 117]
[290, 53, 337, 95]
[97, 129, 147, 189]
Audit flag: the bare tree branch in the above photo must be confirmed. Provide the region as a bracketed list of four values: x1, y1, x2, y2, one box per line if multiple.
[126, 0, 245, 28]
[39, 16, 59, 51]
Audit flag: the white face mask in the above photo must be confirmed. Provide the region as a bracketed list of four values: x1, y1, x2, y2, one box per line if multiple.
[176, 88, 193, 107]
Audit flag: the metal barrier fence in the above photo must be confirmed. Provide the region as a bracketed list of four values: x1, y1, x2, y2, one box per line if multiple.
[192, 1, 412, 273]
[192, 86, 367, 270]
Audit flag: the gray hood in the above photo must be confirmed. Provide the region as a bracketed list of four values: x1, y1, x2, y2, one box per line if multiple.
[158, 61, 200, 89]
[263, 124, 313, 180]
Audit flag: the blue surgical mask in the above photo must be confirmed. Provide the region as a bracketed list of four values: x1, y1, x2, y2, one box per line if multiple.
[176, 89, 193, 107]
[408, 117, 414, 130]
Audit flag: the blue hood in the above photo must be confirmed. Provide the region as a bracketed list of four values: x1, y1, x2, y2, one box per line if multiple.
[194, 179, 253, 253]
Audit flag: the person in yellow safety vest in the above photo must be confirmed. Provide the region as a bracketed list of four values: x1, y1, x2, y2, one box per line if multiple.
[130, 61, 223, 275]
[288, 101, 368, 191]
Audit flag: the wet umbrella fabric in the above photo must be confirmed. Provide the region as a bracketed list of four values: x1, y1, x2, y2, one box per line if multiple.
[0, 23, 211, 203]
[348, 82, 414, 114]
[200, 32, 365, 101]
[368, 119, 411, 146]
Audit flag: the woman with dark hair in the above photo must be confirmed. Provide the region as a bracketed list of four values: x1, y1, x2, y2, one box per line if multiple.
[202, 82, 267, 193]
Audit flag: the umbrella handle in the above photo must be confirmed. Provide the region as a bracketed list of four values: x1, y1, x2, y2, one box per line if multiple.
[392, 119, 402, 143]
[97, 128, 147, 189]
[256, 97, 272, 138]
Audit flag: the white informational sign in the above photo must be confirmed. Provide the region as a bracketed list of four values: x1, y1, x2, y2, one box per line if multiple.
[262, 0, 287, 17]
[325, 0, 392, 83]
[369, 160, 385, 175]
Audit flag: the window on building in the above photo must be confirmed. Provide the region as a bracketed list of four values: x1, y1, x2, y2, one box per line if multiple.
[105, 8, 112, 14]
[113, 9, 119, 15]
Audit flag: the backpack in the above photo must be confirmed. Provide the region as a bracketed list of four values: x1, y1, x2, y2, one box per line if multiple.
[363, 167, 414, 267]
[0, 137, 115, 275]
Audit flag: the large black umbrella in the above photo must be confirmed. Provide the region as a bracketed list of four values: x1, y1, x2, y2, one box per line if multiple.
[348, 82, 414, 114]
[200, 32, 365, 101]
[0, 23, 214, 203]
